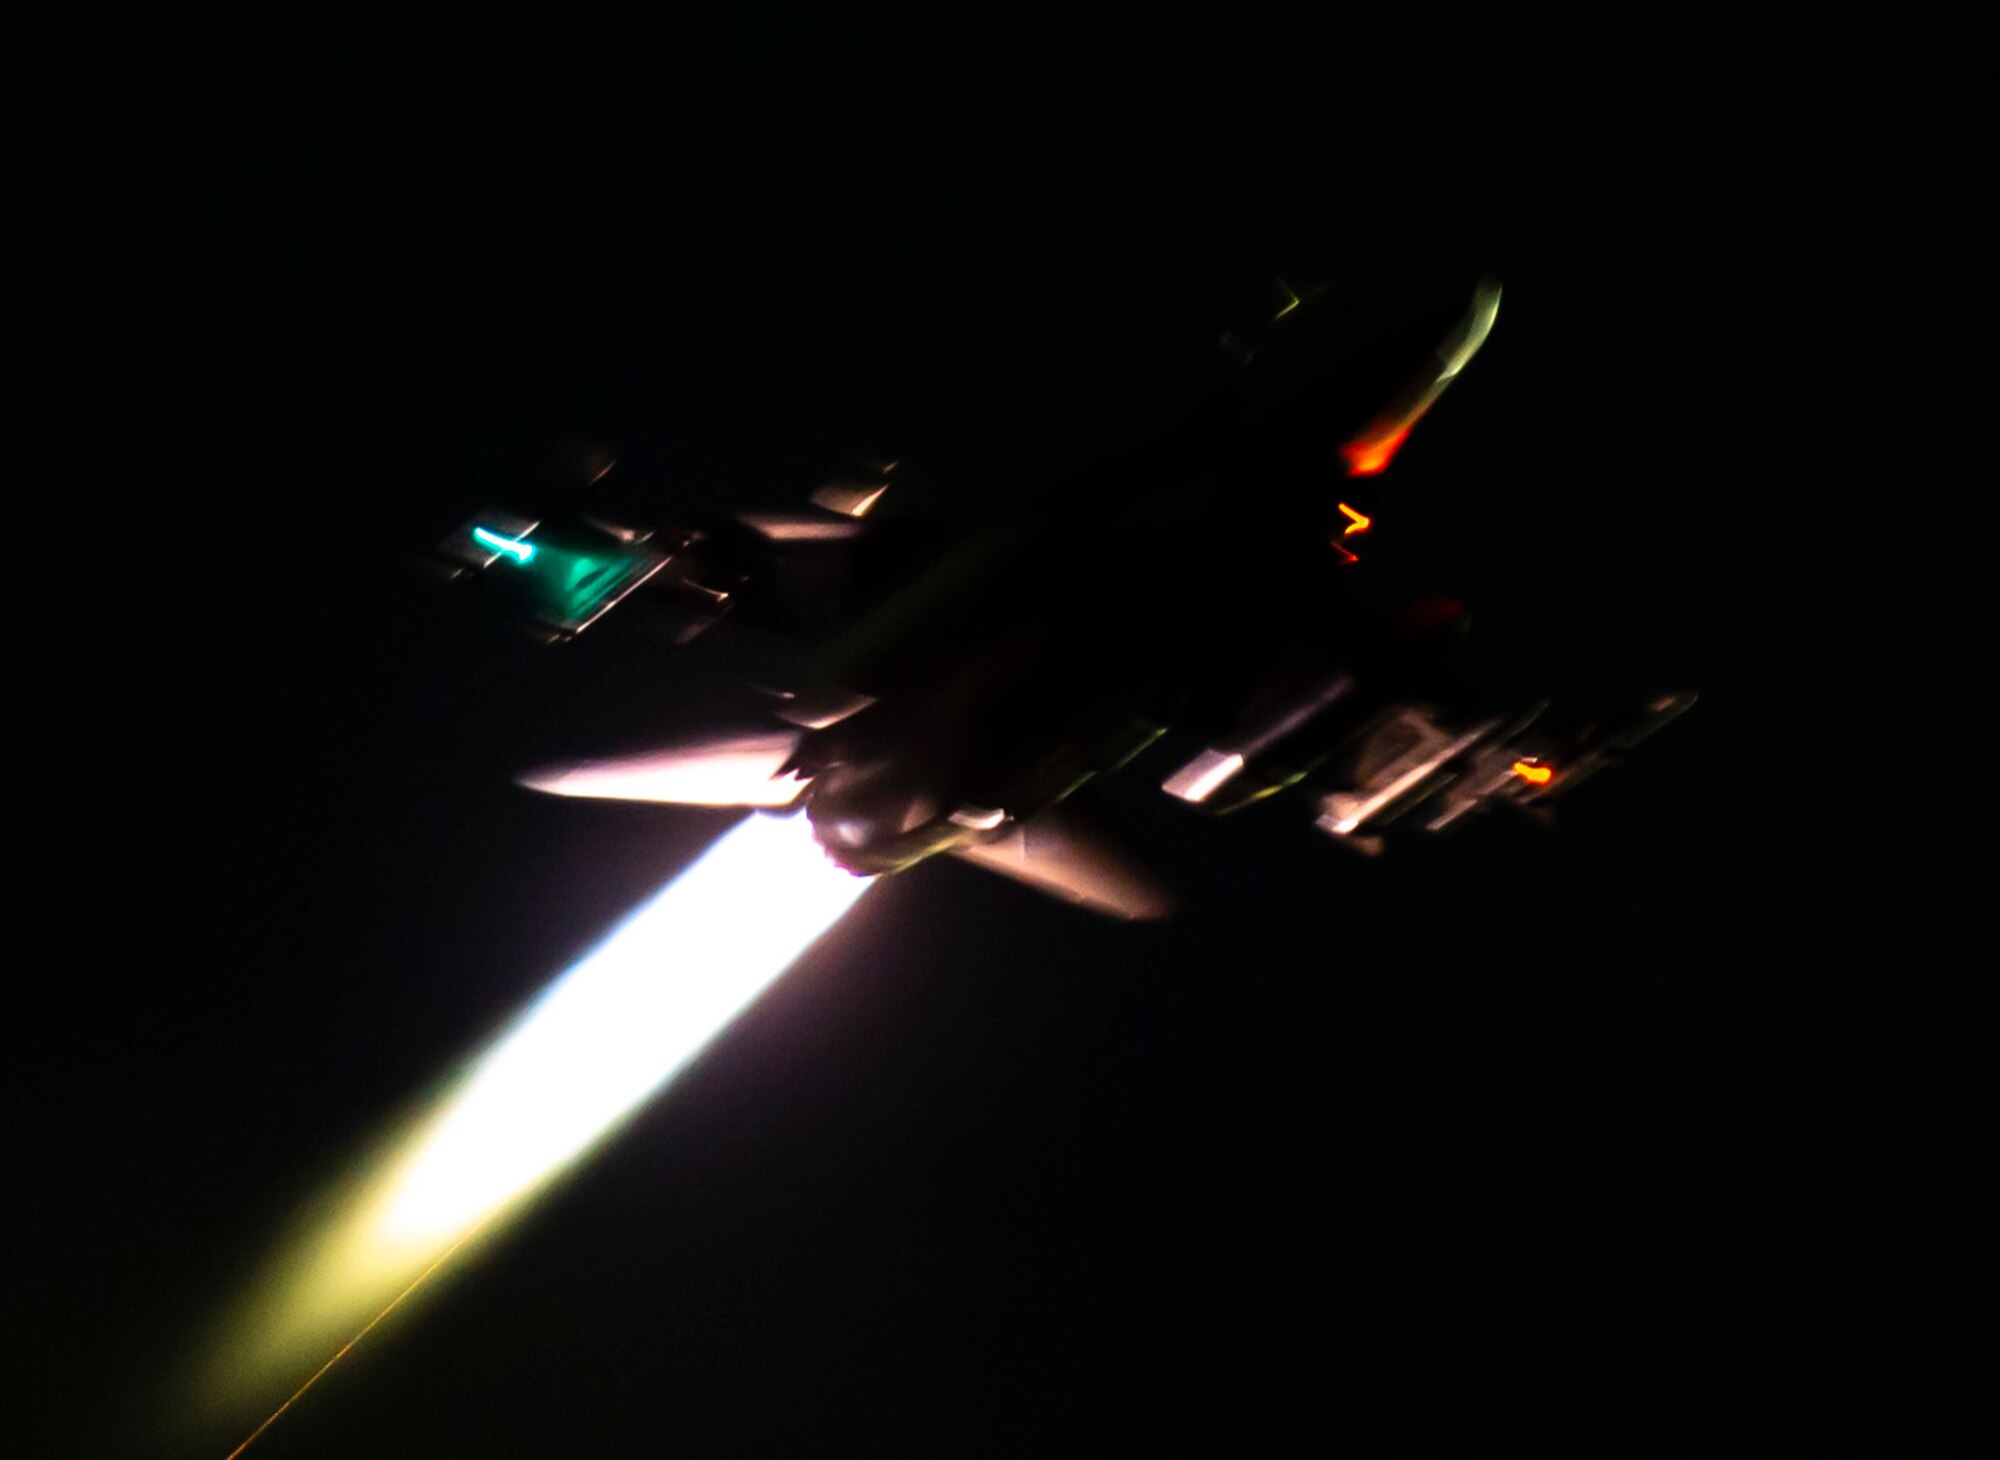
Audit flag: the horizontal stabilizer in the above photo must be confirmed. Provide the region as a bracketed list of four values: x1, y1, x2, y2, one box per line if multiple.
[518, 730, 809, 807]
[950, 806, 1174, 921]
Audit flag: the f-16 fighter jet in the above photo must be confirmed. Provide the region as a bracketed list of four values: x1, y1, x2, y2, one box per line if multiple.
[436, 265, 1691, 918]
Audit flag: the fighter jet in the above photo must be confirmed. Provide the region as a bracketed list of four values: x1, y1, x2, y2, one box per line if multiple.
[434, 264, 1691, 918]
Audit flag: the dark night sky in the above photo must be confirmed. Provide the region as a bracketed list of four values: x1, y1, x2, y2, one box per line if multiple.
[20, 14, 1981, 1456]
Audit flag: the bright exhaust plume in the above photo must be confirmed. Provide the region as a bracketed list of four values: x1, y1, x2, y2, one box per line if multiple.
[206, 811, 870, 1408]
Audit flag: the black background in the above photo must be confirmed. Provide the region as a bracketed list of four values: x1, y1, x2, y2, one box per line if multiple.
[20, 13, 1980, 1456]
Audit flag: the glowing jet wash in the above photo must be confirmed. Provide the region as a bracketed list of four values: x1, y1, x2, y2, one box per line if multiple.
[438, 264, 1690, 916]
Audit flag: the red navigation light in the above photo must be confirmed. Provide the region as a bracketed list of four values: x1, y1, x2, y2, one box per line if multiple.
[1341, 424, 1412, 477]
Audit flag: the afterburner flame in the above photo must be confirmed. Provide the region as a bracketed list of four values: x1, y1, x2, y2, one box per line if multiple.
[205, 811, 870, 1413]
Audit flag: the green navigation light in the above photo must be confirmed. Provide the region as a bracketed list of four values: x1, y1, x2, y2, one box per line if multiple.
[472, 526, 536, 564]
[462, 519, 658, 631]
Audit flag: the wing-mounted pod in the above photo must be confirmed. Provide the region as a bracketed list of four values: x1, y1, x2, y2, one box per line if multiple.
[1162, 661, 1358, 813]
[809, 457, 898, 519]
[1314, 692, 1696, 853]
[948, 805, 1175, 921]
[517, 729, 813, 807]
[728, 456, 899, 541]
[795, 722, 1174, 916]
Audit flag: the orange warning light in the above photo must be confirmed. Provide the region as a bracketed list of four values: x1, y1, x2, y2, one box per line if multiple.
[1511, 761, 1555, 786]
[1337, 502, 1372, 536]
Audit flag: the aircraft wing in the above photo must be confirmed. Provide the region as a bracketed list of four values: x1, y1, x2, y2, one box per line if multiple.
[433, 457, 939, 644]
